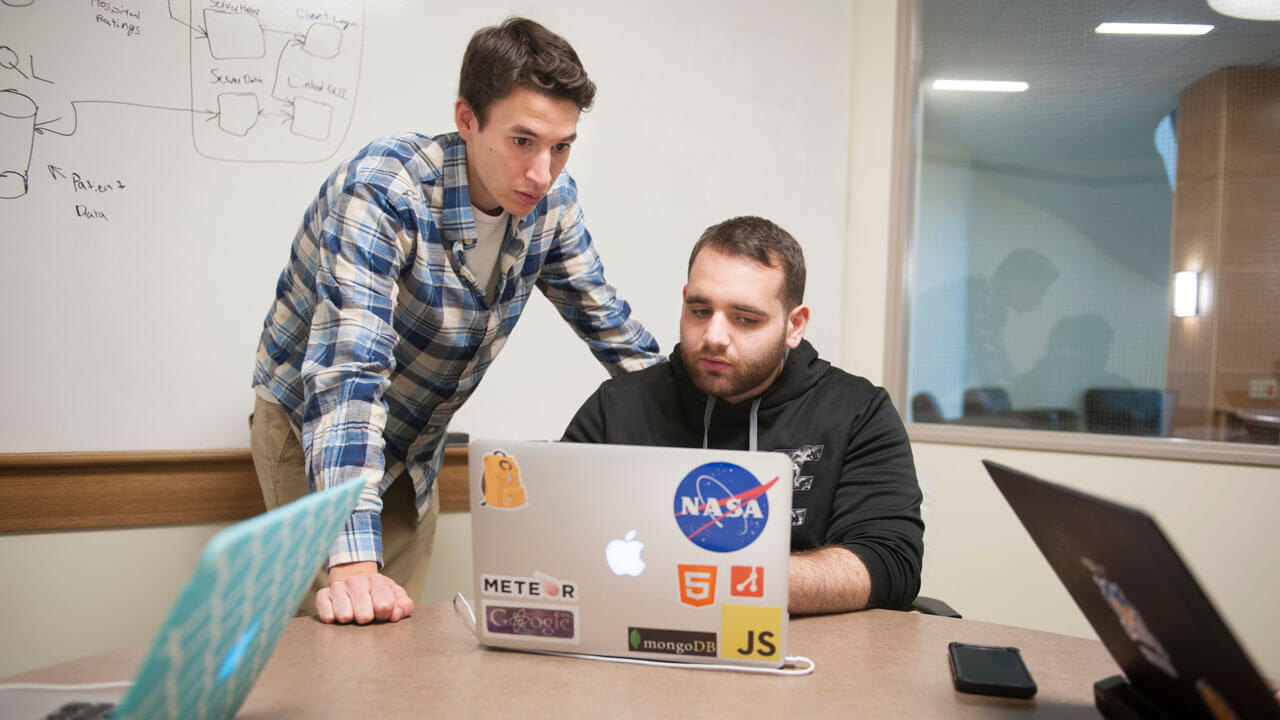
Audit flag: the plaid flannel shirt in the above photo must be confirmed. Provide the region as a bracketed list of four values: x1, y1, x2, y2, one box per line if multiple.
[253, 132, 661, 567]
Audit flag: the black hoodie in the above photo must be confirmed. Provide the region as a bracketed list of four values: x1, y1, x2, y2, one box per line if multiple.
[562, 339, 924, 610]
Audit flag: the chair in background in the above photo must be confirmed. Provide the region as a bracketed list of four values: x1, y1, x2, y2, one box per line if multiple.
[1083, 388, 1171, 436]
[963, 387, 1012, 417]
[962, 386, 1080, 431]
[909, 470, 961, 618]
[911, 392, 944, 423]
[912, 595, 961, 618]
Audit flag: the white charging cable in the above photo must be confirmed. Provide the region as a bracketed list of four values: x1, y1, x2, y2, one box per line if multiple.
[0, 681, 134, 692]
[452, 592, 815, 676]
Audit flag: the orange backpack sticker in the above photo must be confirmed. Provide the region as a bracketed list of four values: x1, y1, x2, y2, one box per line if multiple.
[481, 450, 528, 509]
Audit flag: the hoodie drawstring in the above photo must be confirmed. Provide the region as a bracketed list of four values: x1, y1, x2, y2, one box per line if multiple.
[702, 395, 762, 452]
[702, 395, 714, 449]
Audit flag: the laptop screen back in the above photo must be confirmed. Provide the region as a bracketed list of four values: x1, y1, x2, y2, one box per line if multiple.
[469, 439, 793, 668]
[984, 460, 1278, 719]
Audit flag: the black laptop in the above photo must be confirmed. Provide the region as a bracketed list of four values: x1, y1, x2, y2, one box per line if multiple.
[983, 460, 1278, 720]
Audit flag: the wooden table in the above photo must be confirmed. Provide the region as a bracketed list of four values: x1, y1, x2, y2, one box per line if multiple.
[6, 602, 1119, 718]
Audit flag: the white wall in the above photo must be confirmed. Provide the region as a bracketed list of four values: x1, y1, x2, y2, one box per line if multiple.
[0, 0, 852, 455]
[450, 0, 854, 440]
[0, 523, 226, 678]
[0, 0, 853, 677]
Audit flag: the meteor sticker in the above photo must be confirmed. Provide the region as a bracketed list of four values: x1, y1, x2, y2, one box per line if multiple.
[481, 572, 576, 601]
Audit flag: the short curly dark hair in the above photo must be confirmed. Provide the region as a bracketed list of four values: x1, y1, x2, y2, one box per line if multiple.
[689, 216, 807, 310]
[458, 17, 596, 128]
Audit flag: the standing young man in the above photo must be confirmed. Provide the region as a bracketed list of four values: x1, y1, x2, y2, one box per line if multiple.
[251, 18, 660, 625]
[563, 216, 923, 613]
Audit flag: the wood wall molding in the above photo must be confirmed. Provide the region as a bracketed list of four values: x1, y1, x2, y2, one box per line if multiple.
[0, 448, 470, 533]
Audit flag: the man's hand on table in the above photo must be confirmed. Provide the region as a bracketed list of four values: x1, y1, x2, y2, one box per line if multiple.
[316, 561, 414, 624]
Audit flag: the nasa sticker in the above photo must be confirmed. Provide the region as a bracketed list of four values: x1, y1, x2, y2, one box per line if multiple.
[673, 462, 778, 553]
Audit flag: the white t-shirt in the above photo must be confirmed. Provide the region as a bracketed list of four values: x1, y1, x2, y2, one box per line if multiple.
[469, 206, 509, 300]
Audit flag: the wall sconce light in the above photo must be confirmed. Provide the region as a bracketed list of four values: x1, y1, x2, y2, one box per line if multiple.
[1173, 271, 1200, 317]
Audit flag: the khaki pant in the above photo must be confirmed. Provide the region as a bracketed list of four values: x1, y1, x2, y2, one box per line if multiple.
[249, 395, 439, 616]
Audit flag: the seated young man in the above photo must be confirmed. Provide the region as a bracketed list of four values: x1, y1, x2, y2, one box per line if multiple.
[562, 216, 923, 613]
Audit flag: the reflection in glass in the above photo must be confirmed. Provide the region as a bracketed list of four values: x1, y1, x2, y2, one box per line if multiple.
[905, 0, 1280, 445]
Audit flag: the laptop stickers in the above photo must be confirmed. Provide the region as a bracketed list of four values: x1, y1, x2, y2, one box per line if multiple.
[471, 440, 791, 667]
[673, 462, 779, 552]
[677, 564, 717, 607]
[481, 449, 527, 509]
[482, 603, 579, 642]
[721, 604, 782, 661]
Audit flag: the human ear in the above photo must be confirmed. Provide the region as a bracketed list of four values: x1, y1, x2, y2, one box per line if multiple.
[785, 304, 810, 348]
[455, 99, 477, 140]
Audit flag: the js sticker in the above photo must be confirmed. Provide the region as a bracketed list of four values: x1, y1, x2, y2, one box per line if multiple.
[720, 604, 781, 661]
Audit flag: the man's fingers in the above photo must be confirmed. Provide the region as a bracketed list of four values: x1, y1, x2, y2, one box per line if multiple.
[316, 572, 414, 624]
[315, 588, 335, 624]
[398, 585, 415, 617]
[340, 574, 375, 624]
[328, 580, 357, 624]
[389, 584, 414, 623]
[368, 576, 396, 621]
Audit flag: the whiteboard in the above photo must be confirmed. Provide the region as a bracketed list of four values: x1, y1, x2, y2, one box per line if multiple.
[0, 0, 853, 452]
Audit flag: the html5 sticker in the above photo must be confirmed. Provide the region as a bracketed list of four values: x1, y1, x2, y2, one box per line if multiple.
[677, 564, 718, 607]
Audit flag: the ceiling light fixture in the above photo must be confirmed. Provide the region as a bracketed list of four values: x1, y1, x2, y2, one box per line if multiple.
[1207, 0, 1280, 21]
[1095, 22, 1215, 34]
[932, 79, 1029, 93]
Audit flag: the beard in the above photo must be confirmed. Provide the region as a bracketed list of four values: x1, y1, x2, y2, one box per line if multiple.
[682, 336, 787, 403]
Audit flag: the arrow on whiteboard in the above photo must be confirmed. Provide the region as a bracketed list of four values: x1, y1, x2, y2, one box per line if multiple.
[48, 165, 66, 181]
[166, 8, 208, 40]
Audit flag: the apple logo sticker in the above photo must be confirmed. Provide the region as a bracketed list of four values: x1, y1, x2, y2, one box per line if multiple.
[605, 529, 645, 577]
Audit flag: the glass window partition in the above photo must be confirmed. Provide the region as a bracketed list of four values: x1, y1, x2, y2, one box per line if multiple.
[905, 0, 1280, 453]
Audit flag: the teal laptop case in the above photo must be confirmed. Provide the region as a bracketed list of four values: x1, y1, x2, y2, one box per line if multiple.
[112, 477, 364, 720]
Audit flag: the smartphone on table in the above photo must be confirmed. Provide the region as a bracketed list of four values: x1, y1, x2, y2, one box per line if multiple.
[948, 642, 1037, 699]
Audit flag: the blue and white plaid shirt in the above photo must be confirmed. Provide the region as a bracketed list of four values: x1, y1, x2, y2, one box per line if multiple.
[253, 132, 661, 567]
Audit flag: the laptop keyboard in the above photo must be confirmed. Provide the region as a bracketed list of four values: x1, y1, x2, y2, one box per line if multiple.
[44, 702, 115, 720]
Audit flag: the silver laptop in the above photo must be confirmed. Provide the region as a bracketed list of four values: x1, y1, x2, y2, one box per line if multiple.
[2, 477, 364, 720]
[468, 439, 793, 668]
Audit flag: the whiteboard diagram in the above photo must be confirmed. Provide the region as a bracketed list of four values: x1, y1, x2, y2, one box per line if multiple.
[0, 0, 364, 199]
[181, 0, 363, 161]
[0, 86, 36, 199]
